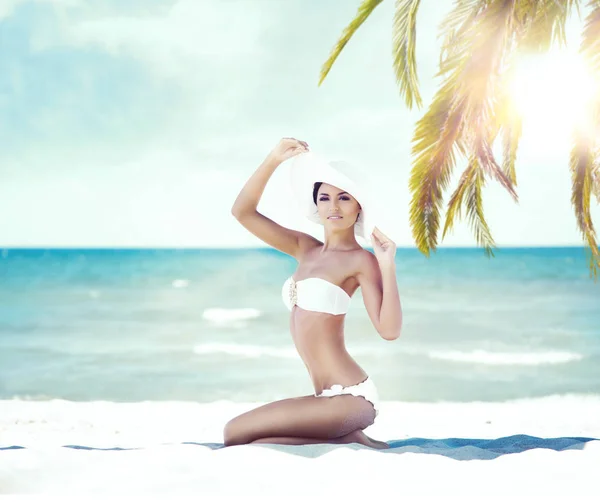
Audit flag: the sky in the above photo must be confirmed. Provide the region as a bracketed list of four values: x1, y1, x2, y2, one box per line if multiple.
[0, 0, 598, 249]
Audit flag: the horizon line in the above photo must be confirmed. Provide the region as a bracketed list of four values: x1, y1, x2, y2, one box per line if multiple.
[0, 245, 592, 250]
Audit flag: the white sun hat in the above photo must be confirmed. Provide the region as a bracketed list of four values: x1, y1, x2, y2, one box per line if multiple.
[288, 151, 377, 242]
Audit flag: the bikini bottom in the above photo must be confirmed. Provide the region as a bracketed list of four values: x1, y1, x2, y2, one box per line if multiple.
[315, 376, 379, 418]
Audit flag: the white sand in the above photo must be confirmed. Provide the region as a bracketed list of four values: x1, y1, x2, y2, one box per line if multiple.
[1, 395, 599, 499]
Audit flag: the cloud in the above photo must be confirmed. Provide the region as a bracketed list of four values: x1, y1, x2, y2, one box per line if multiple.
[0, 0, 80, 20]
[47, 0, 268, 79]
[0, 0, 21, 20]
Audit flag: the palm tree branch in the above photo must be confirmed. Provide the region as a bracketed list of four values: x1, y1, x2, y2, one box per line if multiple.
[580, 3, 600, 77]
[409, 92, 466, 254]
[493, 58, 522, 186]
[517, 0, 580, 51]
[318, 0, 384, 86]
[438, 0, 490, 66]
[442, 156, 478, 239]
[465, 168, 496, 256]
[593, 162, 600, 204]
[570, 134, 600, 279]
[392, 0, 423, 109]
[500, 121, 521, 185]
[475, 132, 519, 200]
[409, 0, 517, 255]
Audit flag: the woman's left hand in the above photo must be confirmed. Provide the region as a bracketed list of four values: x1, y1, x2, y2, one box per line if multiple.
[371, 227, 396, 266]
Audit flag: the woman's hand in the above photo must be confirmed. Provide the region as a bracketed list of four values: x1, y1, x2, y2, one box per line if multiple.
[371, 227, 396, 267]
[267, 137, 309, 165]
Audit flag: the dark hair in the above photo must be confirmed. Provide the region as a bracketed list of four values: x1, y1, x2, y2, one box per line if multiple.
[312, 182, 323, 204]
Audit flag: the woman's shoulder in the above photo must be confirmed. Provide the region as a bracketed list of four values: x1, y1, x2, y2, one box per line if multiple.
[352, 249, 379, 278]
[331, 248, 376, 282]
[353, 247, 376, 264]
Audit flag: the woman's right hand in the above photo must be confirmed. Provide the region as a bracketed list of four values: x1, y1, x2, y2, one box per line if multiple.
[267, 137, 309, 165]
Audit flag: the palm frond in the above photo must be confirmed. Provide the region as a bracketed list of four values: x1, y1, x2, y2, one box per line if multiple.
[593, 162, 600, 204]
[475, 132, 519, 199]
[392, 0, 423, 109]
[442, 156, 478, 239]
[576, 3, 600, 279]
[496, 81, 522, 185]
[438, 0, 490, 66]
[501, 122, 521, 185]
[409, 92, 466, 255]
[441, 141, 497, 256]
[436, 0, 513, 129]
[489, 49, 522, 185]
[580, 3, 600, 76]
[409, 0, 515, 254]
[439, 0, 490, 34]
[518, 0, 581, 51]
[465, 167, 496, 256]
[570, 132, 600, 279]
[318, 0, 384, 86]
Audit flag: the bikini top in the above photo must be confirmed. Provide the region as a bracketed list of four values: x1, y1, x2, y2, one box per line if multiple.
[281, 276, 351, 315]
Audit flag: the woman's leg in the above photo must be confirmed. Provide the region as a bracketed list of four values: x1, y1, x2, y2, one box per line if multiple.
[223, 394, 377, 447]
[250, 430, 389, 449]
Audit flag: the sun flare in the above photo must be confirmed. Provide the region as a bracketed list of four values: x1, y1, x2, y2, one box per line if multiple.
[511, 50, 594, 143]
[509, 49, 596, 145]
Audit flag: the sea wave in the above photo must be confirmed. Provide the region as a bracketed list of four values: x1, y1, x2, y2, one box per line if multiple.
[428, 349, 583, 366]
[193, 343, 297, 359]
[201, 308, 262, 328]
[192, 342, 391, 359]
[172, 279, 190, 288]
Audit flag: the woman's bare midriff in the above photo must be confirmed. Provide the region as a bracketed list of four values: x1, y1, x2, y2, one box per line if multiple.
[288, 244, 369, 393]
[290, 306, 368, 394]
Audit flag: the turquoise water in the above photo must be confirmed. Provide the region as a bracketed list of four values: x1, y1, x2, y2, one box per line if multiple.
[0, 247, 598, 403]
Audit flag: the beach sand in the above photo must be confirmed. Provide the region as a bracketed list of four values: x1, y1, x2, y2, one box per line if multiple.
[1, 395, 599, 499]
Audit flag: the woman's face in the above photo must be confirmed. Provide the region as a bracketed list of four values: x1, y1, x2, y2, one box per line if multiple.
[316, 182, 361, 230]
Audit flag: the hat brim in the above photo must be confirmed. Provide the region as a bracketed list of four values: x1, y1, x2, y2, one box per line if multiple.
[289, 152, 376, 241]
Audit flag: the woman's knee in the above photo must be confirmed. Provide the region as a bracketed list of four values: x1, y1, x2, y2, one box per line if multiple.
[336, 398, 376, 435]
[352, 396, 377, 429]
[362, 403, 377, 429]
[363, 408, 376, 429]
[223, 417, 251, 447]
[223, 419, 241, 447]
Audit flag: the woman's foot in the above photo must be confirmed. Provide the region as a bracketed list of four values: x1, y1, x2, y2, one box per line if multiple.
[336, 430, 389, 449]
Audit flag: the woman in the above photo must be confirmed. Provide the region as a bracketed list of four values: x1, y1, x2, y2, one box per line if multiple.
[225, 137, 402, 449]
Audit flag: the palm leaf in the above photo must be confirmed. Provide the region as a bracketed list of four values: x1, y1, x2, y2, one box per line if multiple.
[489, 49, 522, 186]
[593, 162, 600, 203]
[465, 167, 496, 257]
[518, 0, 580, 51]
[441, 139, 497, 256]
[318, 0, 384, 86]
[392, 0, 423, 108]
[575, 2, 600, 278]
[580, 3, 600, 76]
[497, 84, 522, 186]
[475, 132, 519, 199]
[570, 133, 600, 279]
[409, 0, 515, 254]
[500, 122, 521, 185]
[443, 130, 517, 254]
[438, 0, 489, 66]
[409, 91, 466, 255]
[442, 156, 478, 239]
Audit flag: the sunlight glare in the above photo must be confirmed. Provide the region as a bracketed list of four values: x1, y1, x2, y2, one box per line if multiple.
[509, 49, 595, 147]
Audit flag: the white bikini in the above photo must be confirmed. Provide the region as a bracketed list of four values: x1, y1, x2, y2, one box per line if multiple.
[281, 275, 380, 417]
[282, 276, 352, 315]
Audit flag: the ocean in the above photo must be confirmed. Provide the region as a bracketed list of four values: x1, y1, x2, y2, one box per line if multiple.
[1, 247, 598, 404]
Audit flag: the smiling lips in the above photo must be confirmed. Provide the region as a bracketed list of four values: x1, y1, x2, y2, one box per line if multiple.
[328, 216, 342, 219]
